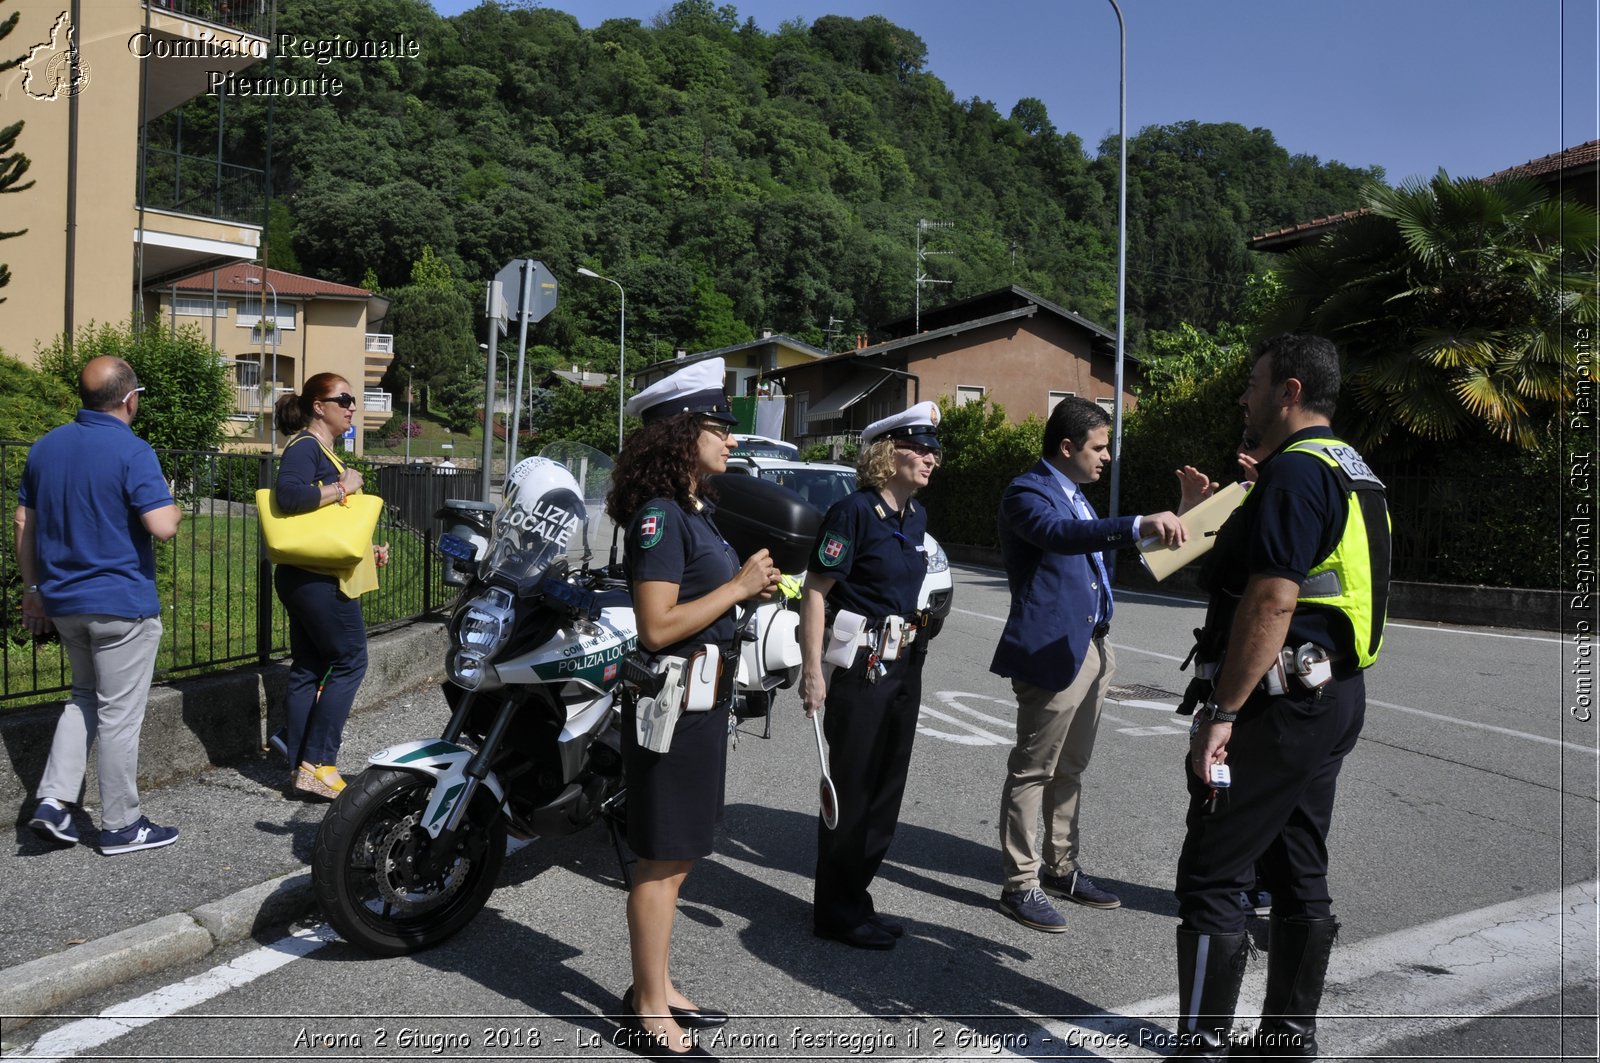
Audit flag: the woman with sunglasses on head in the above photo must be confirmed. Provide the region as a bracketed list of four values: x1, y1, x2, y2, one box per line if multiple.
[269, 374, 388, 801]
[799, 401, 942, 951]
[604, 357, 779, 1059]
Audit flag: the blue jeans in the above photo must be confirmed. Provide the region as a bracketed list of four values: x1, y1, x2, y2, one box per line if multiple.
[275, 566, 368, 766]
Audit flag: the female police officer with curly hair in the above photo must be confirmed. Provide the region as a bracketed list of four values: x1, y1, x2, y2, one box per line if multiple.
[604, 357, 779, 1057]
[799, 401, 941, 950]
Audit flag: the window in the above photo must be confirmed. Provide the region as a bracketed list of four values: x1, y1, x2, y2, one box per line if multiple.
[793, 391, 809, 433]
[956, 385, 986, 407]
[1096, 396, 1115, 414]
[174, 296, 225, 317]
[236, 302, 297, 331]
[235, 359, 261, 388]
[1047, 391, 1076, 414]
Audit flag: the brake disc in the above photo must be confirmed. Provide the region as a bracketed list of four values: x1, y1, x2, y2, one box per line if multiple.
[373, 810, 469, 911]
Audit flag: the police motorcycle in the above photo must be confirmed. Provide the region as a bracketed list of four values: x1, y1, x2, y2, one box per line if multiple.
[310, 444, 817, 956]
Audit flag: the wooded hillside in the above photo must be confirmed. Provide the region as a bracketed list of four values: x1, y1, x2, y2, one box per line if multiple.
[160, 0, 1382, 361]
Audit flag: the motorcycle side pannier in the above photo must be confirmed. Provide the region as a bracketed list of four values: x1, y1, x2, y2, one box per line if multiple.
[710, 473, 822, 573]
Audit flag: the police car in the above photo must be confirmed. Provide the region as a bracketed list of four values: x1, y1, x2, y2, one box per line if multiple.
[722, 454, 955, 636]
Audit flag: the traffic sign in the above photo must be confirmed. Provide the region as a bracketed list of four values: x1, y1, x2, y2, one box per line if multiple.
[493, 259, 558, 324]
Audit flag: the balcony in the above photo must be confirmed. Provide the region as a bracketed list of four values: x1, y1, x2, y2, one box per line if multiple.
[364, 390, 394, 414]
[144, 0, 273, 39]
[140, 147, 264, 226]
[233, 384, 292, 414]
[365, 334, 395, 354]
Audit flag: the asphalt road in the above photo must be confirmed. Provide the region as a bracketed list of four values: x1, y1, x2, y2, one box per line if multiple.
[8, 564, 1596, 1062]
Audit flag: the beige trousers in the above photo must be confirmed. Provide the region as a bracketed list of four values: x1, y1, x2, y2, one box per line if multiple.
[998, 638, 1115, 891]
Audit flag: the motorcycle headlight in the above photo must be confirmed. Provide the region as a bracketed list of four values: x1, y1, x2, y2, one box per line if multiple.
[455, 587, 515, 657]
[449, 649, 492, 690]
[926, 541, 950, 574]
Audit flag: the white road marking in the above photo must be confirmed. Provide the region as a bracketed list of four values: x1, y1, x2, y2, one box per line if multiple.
[1113, 589, 1568, 645]
[953, 607, 1584, 756]
[15, 924, 337, 1063]
[922, 880, 1598, 1061]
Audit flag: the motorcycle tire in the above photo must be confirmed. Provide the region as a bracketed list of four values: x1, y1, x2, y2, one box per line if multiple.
[311, 767, 507, 957]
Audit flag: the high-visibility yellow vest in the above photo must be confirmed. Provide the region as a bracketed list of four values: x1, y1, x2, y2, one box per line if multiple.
[1282, 438, 1391, 668]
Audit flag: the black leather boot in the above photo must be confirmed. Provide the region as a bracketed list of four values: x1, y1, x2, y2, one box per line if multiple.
[1171, 927, 1250, 1058]
[1237, 916, 1338, 1060]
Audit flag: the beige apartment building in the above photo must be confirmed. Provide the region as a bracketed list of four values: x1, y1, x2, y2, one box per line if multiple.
[0, 2, 266, 366]
[148, 265, 393, 452]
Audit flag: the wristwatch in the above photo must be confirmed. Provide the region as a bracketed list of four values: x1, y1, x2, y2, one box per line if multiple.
[1198, 700, 1239, 724]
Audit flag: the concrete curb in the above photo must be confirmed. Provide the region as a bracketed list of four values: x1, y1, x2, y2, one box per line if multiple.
[0, 870, 318, 1030]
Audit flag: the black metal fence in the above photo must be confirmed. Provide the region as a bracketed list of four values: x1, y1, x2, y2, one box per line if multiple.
[1, 443, 475, 706]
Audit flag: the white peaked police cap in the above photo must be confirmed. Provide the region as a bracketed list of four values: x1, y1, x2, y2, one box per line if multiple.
[624, 357, 737, 425]
[862, 400, 941, 451]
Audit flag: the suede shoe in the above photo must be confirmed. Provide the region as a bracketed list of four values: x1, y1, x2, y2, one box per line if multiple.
[999, 887, 1068, 932]
[1041, 868, 1121, 910]
[813, 921, 897, 950]
[98, 816, 178, 855]
[28, 800, 78, 845]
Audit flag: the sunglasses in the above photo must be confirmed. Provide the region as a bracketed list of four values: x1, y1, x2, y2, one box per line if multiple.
[321, 393, 357, 409]
[122, 386, 145, 405]
[894, 441, 939, 458]
[701, 421, 732, 439]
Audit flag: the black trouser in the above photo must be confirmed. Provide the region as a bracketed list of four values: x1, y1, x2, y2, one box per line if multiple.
[813, 644, 925, 932]
[1176, 672, 1365, 934]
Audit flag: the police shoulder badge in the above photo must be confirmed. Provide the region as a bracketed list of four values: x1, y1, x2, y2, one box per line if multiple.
[637, 506, 667, 549]
[818, 532, 850, 567]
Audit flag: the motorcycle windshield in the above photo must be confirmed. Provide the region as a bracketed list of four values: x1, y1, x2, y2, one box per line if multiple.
[480, 482, 587, 594]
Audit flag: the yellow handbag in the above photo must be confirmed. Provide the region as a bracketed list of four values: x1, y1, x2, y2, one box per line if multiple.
[255, 489, 384, 573]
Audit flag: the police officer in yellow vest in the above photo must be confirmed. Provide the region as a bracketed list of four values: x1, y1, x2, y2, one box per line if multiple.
[1170, 335, 1390, 1061]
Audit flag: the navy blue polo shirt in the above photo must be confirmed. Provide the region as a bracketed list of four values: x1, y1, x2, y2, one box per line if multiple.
[625, 497, 739, 658]
[19, 410, 173, 619]
[1205, 426, 1348, 653]
[807, 488, 927, 619]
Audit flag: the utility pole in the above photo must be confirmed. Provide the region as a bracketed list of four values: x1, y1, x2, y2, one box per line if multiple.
[914, 219, 954, 332]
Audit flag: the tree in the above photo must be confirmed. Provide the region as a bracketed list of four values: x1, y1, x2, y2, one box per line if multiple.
[0, 0, 35, 303]
[1260, 173, 1600, 449]
[34, 321, 233, 453]
[383, 245, 477, 428]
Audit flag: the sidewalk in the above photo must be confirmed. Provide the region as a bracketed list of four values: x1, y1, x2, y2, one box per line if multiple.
[0, 650, 455, 1028]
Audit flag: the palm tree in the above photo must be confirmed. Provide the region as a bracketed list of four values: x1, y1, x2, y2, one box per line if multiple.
[1261, 172, 1599, 450]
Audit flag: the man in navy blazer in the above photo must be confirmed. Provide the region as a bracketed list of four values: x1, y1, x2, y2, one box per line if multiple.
[992, 397, 1184, 931]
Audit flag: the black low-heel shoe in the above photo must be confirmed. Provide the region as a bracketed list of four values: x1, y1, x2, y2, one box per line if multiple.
[624, 985, 729, 1030]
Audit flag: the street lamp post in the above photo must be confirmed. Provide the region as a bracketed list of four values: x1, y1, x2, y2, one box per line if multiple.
[244, 271, 279, 455]
[1107, 0, 1128, 518]
[405, 363, 415, 463]
[576, 267, 626, 453]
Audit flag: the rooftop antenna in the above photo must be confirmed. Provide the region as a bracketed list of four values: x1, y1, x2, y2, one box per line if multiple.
[823, 315, 844, 352]
[915, 219, 954, 331]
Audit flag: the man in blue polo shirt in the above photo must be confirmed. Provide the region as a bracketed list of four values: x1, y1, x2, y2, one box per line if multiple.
[17, 355, 183, 855]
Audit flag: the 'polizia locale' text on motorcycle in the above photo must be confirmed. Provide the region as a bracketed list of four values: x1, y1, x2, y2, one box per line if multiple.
[310, 443, 819, 955]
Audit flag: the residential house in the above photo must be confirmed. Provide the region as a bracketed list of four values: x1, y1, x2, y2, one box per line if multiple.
[634, 332, 830, 397]
[767, 286, 1139, 446]
[0, 1, 270, 362]
[149, 265, 393, 452]
[1250, 139, 1600, 253]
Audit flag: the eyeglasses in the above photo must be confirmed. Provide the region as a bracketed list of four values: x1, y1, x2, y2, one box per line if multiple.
[701, 421, 732, 439]
[894, 441, 939, 458]
[121, 386, 145, 405]
[322, 394, 358, 409]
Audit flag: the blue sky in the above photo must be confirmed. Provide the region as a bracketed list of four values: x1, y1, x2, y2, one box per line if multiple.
[425, 0, 1597, 184]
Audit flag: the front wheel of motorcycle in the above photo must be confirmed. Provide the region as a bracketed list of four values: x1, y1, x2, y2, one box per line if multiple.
[311, 768, 507, 956]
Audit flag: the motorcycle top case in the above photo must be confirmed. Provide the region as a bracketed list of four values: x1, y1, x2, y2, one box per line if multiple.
[709, 473, 823, 573]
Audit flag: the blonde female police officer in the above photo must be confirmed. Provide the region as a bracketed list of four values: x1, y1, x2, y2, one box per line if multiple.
[799, 401, 941, 950]
[606, 357, 779, 1057]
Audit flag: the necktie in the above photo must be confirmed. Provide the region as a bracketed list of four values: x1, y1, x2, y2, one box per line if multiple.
[1074, 491, 1112, 626]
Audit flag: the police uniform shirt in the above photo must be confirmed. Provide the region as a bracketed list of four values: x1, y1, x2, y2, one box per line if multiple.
[807, 488, 928, 619]
[625, 497, 739, 657]
[1205, 426, 1348, 654]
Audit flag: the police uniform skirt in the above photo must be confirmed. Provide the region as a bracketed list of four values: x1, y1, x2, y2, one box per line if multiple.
[621, 699, 730, 861]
